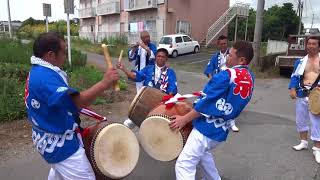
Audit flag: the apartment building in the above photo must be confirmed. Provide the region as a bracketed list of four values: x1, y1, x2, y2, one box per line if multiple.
[78, 0, 230, 44]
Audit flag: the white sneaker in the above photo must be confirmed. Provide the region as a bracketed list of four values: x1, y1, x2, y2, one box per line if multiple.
[123, 119, 135, 129]
[312, 147, 320, 164]
[292, 140, 308, 151]
[231, 125, 239, 132]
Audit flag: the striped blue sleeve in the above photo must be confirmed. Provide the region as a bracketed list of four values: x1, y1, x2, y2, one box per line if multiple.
[288, 59, 301, 89]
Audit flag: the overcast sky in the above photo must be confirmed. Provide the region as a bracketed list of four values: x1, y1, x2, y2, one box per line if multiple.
[0, 0, 319, 29]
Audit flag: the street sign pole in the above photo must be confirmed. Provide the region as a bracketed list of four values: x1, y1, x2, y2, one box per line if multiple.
[67, 13, 71, 66]
[64, 0, 74, 67]
[46, 16, 48, 32]
[43, 3, 51, 33]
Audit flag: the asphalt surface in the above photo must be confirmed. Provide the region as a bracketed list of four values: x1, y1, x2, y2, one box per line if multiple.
[1, 52, 320, 180]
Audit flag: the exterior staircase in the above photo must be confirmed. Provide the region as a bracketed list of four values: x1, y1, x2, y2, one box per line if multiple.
[205, 3, 250, 47]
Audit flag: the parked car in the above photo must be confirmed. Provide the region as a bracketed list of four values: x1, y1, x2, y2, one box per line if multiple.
[158, 34, 200, 58]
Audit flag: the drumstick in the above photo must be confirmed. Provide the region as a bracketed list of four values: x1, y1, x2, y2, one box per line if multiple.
[118, 50, 123, 63]
[101, 44, 120, 91]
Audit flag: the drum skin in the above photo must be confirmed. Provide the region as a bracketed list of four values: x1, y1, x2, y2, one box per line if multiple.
[139, 102, 193, 161]
[128, 87, 166, 126]
[82, 121, 139, 179]
[148, 102, 193, 145]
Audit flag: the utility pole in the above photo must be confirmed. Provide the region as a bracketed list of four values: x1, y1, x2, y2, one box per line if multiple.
[311, 13, 315, 28]
[252, 0, 265, 68]
[234, 16, 238, 42]
[298, 0, 303, 35]
[7, 0, 12, 38]
[245, 16, 249, 41]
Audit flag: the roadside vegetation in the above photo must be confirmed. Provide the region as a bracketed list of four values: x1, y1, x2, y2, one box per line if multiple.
[0, 38, 128, 122]
[72, 35, 129, 58]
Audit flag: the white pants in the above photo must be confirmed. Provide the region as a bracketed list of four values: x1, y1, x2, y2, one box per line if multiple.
[175, 128, 222, 180]
[229, 119, 236, 127]
[48, 147, 95, 180]
[296, 97, 320, 141]
[135, 82, 143, 93]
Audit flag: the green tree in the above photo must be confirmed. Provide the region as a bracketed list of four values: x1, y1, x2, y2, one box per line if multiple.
[228, 3, 302, 42]
[228, 9, 256, 41]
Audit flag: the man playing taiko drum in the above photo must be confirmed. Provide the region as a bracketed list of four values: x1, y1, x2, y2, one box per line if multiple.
[25, 32, 119, 179]
[170, 41, 255, 180]
[117, 48, 178, 96]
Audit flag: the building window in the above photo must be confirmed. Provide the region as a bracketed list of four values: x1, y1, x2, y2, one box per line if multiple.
[91, 25, 94, 32]
[176, 20, 191, 35]
[145, 20, 156, 32]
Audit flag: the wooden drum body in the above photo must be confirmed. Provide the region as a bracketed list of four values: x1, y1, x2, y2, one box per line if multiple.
[83, 121, 139, 179]
[128, 86, 166, 126]
[309, 88, 320, 115]
[138, 102, 193, 161]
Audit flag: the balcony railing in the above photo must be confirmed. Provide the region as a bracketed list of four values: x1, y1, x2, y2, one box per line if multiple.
[124, 0, 157, 11]
[96, 1, 120, 15]
[79, 7, 96, 18]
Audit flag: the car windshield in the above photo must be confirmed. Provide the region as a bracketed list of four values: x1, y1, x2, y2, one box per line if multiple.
[159, 37, 172, 44]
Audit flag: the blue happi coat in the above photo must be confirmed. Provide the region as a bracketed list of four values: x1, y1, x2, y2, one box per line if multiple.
[132, 65, 178, 95]
[204, 49, 230, 77]
[288, 55, 320, 98]
[128, 42, 157, 71]
[193, 65, 254, 142]
[25, 56, 81, 164]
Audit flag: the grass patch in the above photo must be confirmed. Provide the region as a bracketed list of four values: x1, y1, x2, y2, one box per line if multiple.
[72, 37, 129, 58]
[0, 38, 128, 122]
[0, 77, 26, 121]
[0, 38, 32, 64]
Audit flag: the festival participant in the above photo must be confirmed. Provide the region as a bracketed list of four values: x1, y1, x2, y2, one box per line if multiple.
[289, 36, 320, 164]
[170, 41, 254, 180]
[204, 35, 239, 132]
[128, 30, 157, 92]
[25, 32, 119, 179]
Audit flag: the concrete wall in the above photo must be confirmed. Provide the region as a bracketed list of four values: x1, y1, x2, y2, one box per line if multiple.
[267, 40, 288, 55]
[166, 0, 229, 42]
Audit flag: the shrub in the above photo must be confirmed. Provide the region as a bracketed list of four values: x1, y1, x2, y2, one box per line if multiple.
[0, 38, 32, 64]
[119, 77, 128, 91]
[0, 77, 26, 122]
[64, 49, 87, 70]
[101, 35, 128, 45]
[68, 66, 103, 91]
[0, 63, 30, 81]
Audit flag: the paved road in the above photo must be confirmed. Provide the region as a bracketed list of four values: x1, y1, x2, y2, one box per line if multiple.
[1, 52, 320, 180]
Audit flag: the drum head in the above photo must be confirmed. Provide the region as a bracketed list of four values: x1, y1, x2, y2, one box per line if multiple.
[94, 123, 139, 179]
[309, 89, 320, 115]
[139, 115, 184, 161]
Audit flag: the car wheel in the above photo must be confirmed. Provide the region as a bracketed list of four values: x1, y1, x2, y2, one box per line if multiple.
[194, 46, 200, 53]
[172, 50, 178, 58]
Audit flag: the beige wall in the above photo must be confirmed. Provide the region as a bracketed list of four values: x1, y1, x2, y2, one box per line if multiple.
[166, 0, 229, 41]
[79, 0, 230, 43]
